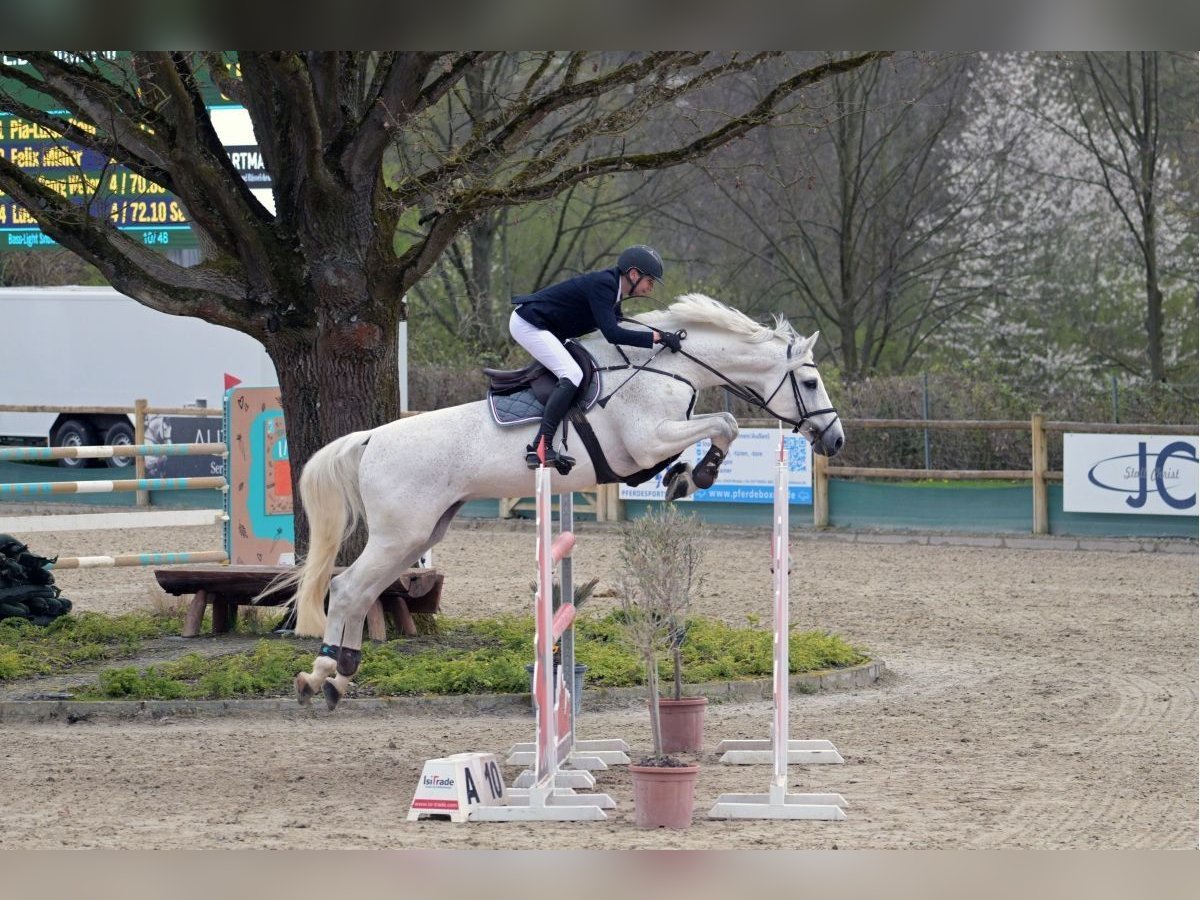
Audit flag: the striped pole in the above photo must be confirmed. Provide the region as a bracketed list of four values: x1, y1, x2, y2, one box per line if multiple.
[771, 433, 790, 802]
[52, 550, 229, 569]
[0, 443, 227, 462]
[0, 476, 227, 496]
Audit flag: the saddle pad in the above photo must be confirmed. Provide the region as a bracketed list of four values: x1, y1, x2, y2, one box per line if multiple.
[488, 370, 603, 426]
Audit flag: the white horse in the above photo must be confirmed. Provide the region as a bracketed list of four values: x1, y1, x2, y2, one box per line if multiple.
[282, 293, 844, 709]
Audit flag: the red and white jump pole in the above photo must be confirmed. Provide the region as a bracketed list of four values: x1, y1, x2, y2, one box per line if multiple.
[709, 432, 848, 821]
[472, 464, 614, 821]
[507, 487, 630, 786]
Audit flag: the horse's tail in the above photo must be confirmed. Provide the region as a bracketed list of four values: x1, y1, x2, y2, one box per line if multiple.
[255, 430, 371, 637]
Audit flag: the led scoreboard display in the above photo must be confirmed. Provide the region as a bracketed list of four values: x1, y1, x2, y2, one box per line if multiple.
[0, 54, 268, 250]
[0, 114, 196, 248]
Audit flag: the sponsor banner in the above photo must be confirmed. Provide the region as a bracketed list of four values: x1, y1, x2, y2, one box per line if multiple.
[144, 415, 225, 479]
[619, 428, 812, 504]
[1063, 433, 1198, 516]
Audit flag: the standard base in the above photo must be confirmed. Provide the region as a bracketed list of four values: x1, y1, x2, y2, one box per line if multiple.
[709, 789, 848, 821]
[715, 738, 844, 765]
[508, 738, 631, 768]
[511, 768, 595, 790]
[470, 787, 612, 821]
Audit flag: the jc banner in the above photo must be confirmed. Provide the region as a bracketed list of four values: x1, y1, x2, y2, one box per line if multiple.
[1063, 433, 1198, 516]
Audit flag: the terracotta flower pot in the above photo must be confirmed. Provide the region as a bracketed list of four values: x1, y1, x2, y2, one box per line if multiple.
[630, 762, 700, 828]
[656, 696, 708, 753]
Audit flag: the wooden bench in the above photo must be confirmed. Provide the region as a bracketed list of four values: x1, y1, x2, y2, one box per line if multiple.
[153, 565, 443, 640]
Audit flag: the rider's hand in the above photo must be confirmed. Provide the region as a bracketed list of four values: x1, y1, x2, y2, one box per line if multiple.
[657, 330, 684, 353]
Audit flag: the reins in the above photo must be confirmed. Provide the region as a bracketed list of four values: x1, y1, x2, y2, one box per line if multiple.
[598, 317, 841, 437]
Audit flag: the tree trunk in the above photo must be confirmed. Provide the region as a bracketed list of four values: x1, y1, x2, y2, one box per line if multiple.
[267, 310, 400, 562]
[1141, 164, 1165, 382]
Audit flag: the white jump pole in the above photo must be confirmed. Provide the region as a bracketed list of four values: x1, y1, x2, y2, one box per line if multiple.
[471, 464, 612, 821]
[709, 432, 848, 821]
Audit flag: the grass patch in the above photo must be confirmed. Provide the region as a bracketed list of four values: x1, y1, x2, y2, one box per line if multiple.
[60, 611, 868, 701]
[0, 611, 178, 680]
[85, 642, 314, 700]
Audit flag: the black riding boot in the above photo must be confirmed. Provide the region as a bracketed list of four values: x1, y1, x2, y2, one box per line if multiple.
[526, 377, 578, 474]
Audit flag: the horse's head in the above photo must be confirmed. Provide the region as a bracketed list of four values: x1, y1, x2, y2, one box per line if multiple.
[777, 331, 844, 457]
[648, 294, 845, 457]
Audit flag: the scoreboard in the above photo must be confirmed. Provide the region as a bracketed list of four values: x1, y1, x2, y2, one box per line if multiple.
[0, 54, 269, 250]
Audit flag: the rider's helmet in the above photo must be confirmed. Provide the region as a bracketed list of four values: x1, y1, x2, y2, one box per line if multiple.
[617, 245, 665, 281]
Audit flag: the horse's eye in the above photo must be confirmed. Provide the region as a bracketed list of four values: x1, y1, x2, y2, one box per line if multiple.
[803, 379, 818, 390]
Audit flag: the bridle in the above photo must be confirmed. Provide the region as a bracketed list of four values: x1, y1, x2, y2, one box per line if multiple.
[675, 337, 841, 439]
[603, 317, 841, 439]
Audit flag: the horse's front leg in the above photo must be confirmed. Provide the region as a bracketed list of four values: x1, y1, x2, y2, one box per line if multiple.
[647, 413, 739, 500]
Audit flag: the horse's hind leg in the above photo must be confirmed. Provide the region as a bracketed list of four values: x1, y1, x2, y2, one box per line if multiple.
[292, 541, 412, 709]
[316, 503, 463, 710]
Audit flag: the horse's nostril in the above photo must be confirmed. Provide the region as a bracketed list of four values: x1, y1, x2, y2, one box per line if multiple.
[833, 435, 843, 451]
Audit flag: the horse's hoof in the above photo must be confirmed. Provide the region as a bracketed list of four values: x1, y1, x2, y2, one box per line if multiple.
[322, 680, 342, 711]
[665, 476, 691, 501]
[295, 673, 315, 706]
[662, 461, 688, 491]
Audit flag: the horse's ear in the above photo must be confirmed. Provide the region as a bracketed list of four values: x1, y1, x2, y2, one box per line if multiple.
[787, 332, 819, 368]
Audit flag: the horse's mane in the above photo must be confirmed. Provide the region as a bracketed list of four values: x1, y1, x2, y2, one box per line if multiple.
[642, 293, 797, 344]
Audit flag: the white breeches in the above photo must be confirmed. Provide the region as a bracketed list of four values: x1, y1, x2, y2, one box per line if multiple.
[509, 310, 582, 386]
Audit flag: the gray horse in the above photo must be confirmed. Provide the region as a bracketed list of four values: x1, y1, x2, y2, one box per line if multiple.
[281, 293, 844, 709]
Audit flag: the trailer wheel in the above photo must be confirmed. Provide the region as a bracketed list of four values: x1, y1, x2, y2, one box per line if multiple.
[54, 419, 97, 469]
[103, 422, 136, 468]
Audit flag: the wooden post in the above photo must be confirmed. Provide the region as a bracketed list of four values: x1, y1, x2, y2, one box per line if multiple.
[1031, 412, 1048, 534]
[134, 398, 149, 507]
[366, 599, 387, 641]
[183, 590, 207, 638]
[813, 452, 829, 528]
[610, 483, 626, 522]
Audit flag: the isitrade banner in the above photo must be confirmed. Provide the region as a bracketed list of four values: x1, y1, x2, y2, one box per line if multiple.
[619, 428, 812, 504]
[1063, 433, 1198, 516]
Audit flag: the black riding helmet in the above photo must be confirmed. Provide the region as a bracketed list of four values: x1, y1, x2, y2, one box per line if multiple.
[617, 245, 665, 282]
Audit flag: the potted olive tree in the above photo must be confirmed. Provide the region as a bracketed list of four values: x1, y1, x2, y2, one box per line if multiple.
[616, 504, 708, 828]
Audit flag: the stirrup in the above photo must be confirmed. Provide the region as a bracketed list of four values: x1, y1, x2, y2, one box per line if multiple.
[525, 439, 575, 475]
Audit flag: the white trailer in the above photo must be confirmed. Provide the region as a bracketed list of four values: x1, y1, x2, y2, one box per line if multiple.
[0, 285, 278, 467]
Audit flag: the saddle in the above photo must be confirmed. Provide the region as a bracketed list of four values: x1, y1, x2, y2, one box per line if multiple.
[484, 340, 602, 426]
[483, 341, 678, 487]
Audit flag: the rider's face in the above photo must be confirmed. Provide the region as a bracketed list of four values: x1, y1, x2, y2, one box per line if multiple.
[629, 270, 656, 297]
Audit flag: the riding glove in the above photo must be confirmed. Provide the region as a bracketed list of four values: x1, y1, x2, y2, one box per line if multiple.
[657, 330, 684, 353]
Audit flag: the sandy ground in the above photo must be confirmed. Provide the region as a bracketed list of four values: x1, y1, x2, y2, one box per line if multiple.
[0, 508, 1196, 849]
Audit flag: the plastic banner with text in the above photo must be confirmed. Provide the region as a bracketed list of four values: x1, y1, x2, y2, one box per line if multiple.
[619, 428, 811, 504]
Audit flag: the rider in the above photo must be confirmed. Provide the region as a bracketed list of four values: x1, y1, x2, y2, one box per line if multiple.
[509, 244, 685, 473]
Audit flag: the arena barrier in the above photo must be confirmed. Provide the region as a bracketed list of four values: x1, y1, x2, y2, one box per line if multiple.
[709, 433, 850, 821]
[0, 441, 229, 569]
[470, 466, 622, 821]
